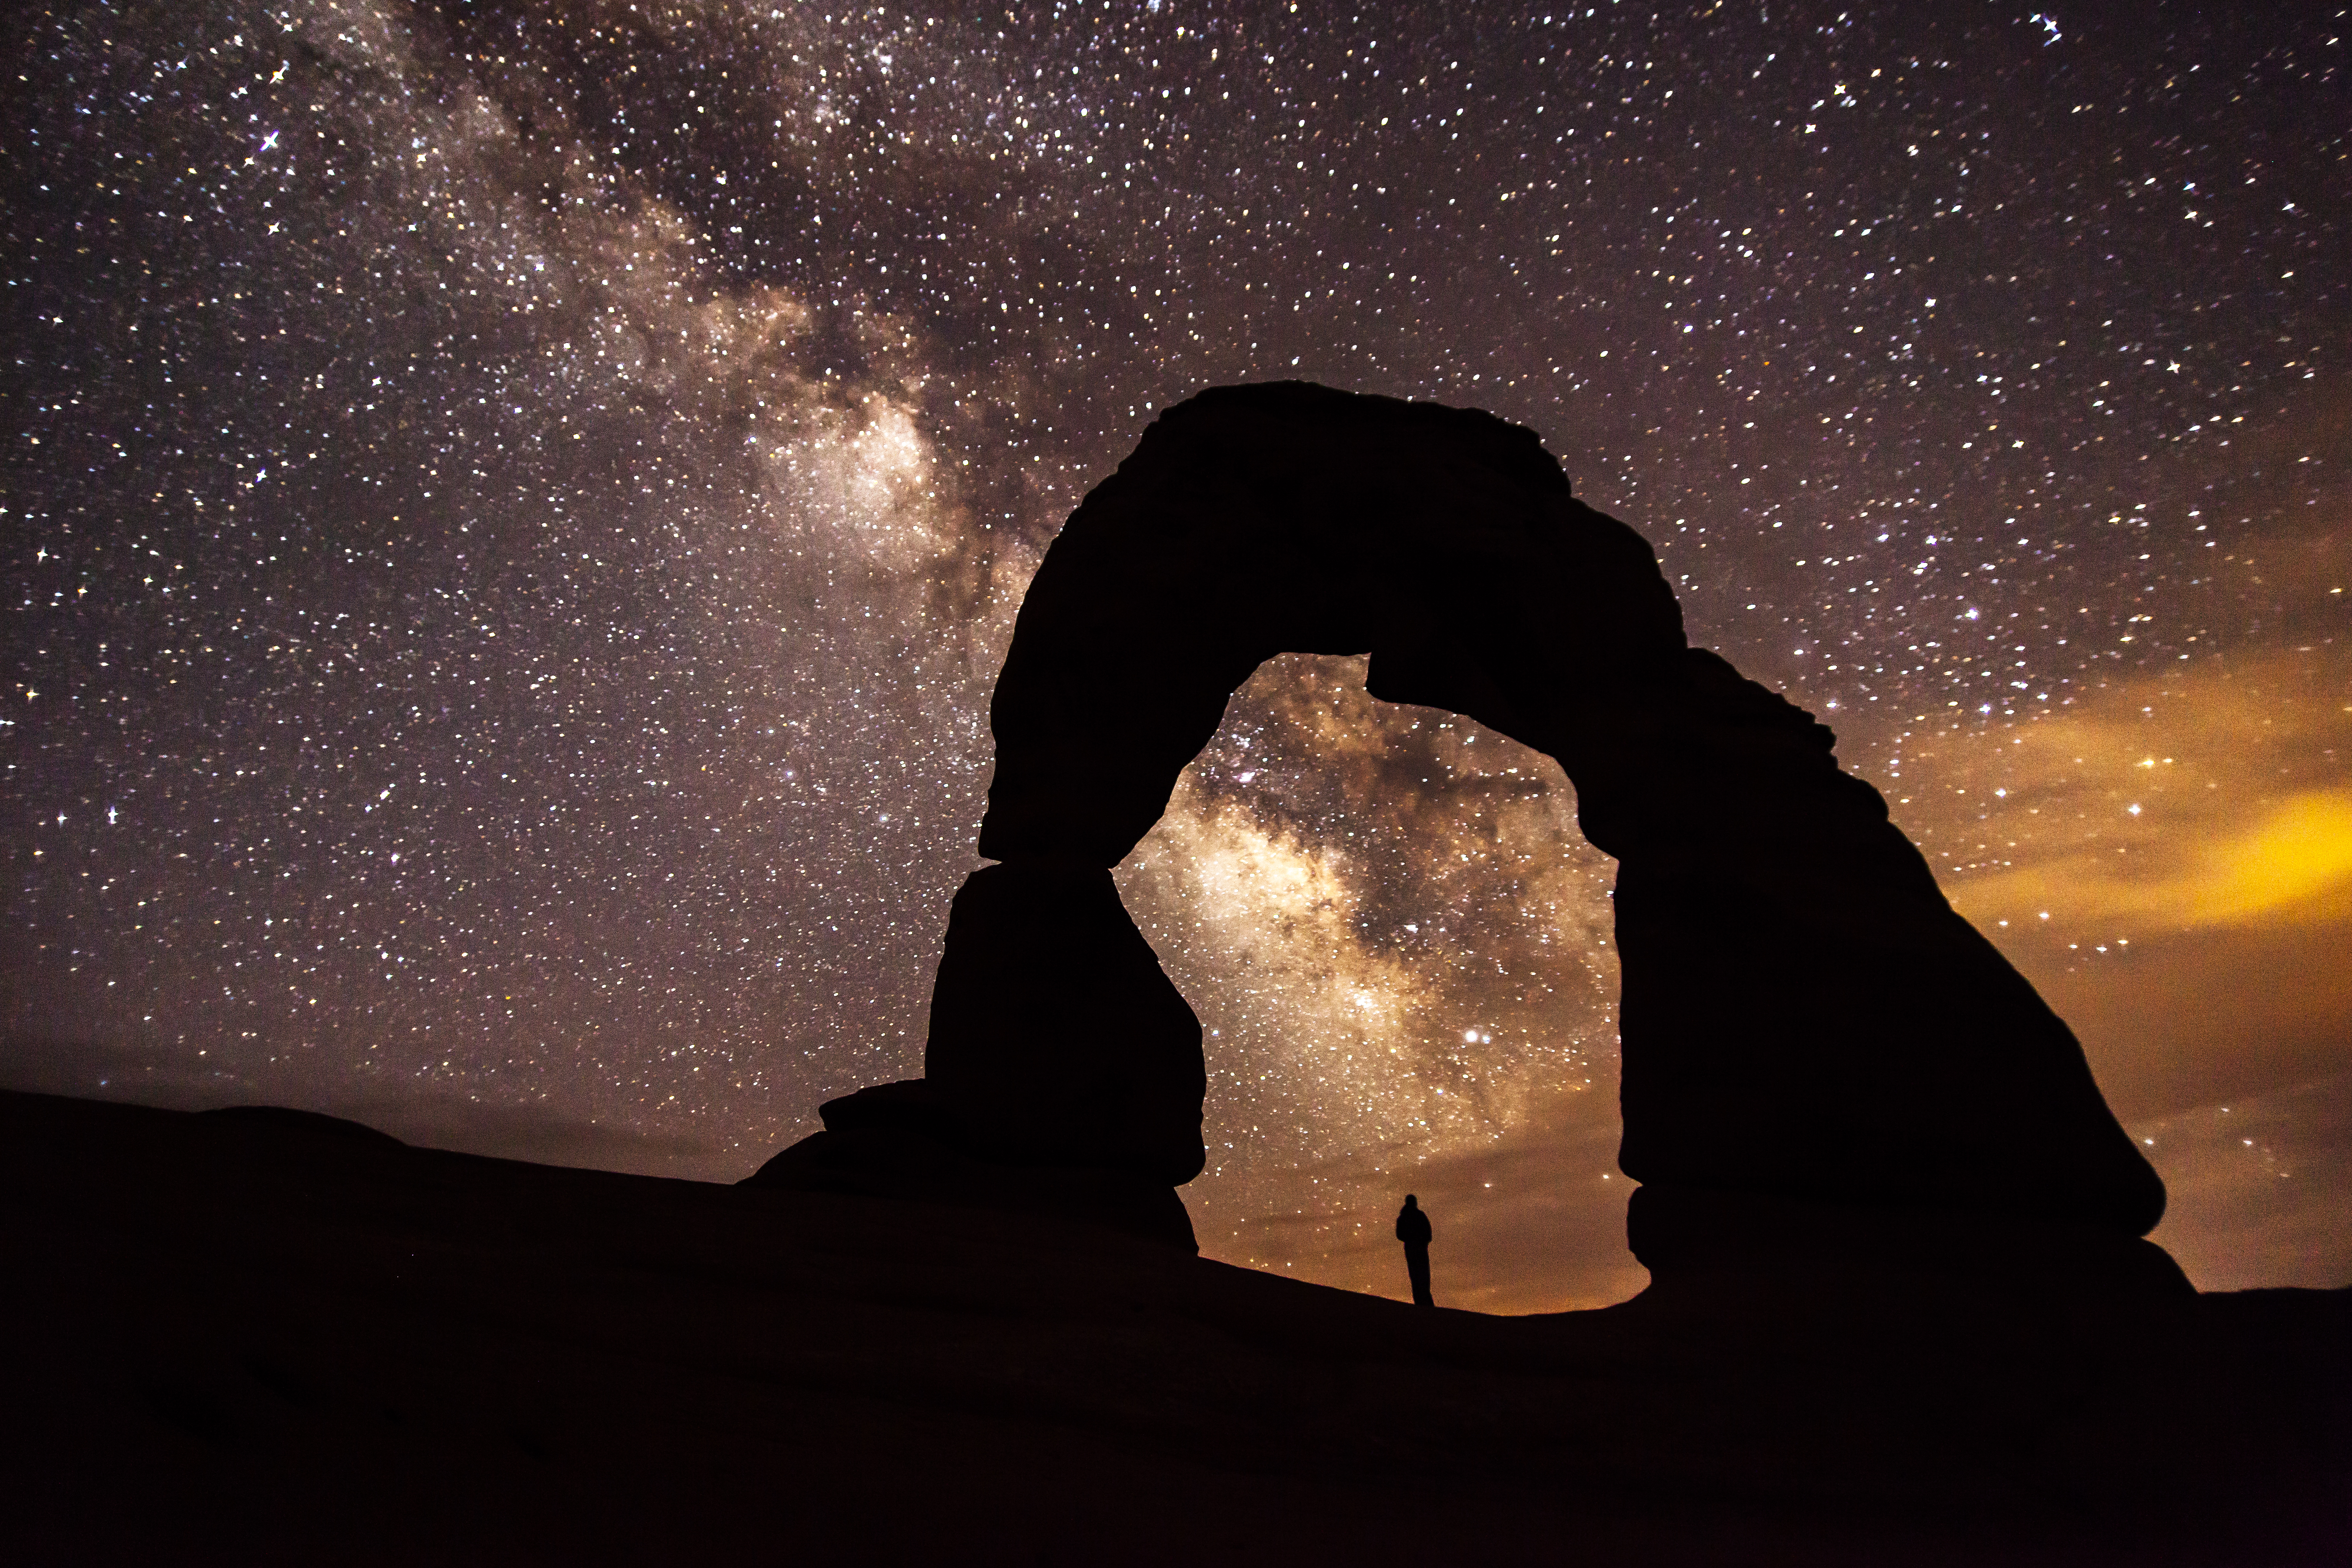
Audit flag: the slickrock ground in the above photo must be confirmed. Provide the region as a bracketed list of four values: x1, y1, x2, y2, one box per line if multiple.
[6, 1090, 2344, 1564]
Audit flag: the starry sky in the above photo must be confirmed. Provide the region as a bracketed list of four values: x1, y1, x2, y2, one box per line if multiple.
[6, 1, 2347, 1310]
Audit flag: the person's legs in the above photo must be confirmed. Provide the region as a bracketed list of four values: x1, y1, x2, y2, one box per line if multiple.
[1406, 1245, 1433, 1308]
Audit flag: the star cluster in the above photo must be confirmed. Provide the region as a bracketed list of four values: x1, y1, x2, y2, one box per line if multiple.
[6, 2, 2346, 1306]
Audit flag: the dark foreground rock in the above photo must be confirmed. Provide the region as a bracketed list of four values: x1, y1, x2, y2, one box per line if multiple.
[6, 1090, 2344, 1565]
[745, 1077, 1199, 1251]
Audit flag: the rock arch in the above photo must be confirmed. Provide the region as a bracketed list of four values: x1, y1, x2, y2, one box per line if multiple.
[805, 383, 2165, 1251]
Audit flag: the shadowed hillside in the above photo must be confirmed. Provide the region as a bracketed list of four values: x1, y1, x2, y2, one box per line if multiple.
[7, 1091, 2343, 1563]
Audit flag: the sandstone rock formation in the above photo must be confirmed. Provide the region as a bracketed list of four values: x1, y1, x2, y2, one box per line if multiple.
[770, 380, 2167, 1258]
[743, 1074, 1200, 1251]
[923, 862, 1207, 1185]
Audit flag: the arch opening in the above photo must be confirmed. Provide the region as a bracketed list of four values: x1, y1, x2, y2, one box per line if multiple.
[1110, 647, 1621, 1203]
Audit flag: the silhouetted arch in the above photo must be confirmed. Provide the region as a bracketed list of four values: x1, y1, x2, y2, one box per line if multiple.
[921, 383, 2164, 1240]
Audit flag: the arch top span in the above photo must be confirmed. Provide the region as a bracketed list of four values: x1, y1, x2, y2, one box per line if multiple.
[978, 381, 1687, 868]
[785, 383, 2166, 1265]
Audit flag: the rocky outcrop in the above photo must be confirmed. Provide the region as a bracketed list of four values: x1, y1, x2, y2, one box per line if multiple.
[741, 1076, 1199, 1251]
[766, 380, 2166, 1260]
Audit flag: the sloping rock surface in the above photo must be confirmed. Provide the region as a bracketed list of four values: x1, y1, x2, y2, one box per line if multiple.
[5, 1092, 2342, 1565]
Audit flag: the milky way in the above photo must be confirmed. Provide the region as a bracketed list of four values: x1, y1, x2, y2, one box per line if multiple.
[7, 2, 2347, 1307]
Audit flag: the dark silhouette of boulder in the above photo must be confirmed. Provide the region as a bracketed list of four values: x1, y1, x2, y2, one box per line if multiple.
[742, 1075, 1198, 1251]
[812, 1076, 962, 1139]
[772, 380, 2164, 1267]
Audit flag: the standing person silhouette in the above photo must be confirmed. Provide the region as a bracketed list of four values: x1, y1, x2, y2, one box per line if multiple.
[1395, 1194, 1434, 1308]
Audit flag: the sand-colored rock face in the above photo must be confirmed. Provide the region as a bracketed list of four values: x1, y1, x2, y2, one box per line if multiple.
[929, 380, 2164, 1235]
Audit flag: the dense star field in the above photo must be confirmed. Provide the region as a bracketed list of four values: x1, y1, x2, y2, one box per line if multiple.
[5, 1, 2347, 1309]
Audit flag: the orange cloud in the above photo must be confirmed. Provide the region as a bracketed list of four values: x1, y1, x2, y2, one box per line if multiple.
[1884, 649, 2352, 938]
[1957, 788, 2352, 931]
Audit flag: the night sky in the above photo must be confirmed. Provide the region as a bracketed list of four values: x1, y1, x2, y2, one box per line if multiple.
[6, 1, 2347, 1309]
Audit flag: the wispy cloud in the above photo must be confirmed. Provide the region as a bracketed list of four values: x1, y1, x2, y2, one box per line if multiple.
[1962, 787, 2352, 930]
[1911, 650, 2352, 937]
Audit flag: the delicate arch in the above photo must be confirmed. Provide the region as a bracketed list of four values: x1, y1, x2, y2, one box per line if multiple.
[916, 383, 2163, 1240]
